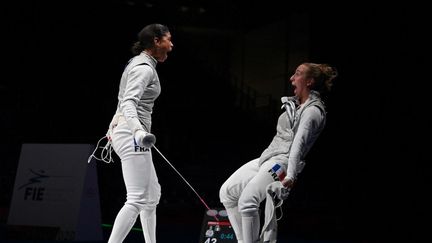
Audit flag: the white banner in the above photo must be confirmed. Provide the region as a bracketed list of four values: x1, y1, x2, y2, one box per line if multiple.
[7, 143, 102, 241]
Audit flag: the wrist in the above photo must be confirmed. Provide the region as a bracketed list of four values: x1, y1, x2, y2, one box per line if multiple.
[282, 177, 294, 188]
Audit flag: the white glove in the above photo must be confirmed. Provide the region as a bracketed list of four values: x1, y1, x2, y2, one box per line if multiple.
[134, 130, 156, 148]
[268, 181, 290, 201]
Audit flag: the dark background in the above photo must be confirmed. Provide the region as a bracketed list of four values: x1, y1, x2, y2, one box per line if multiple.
[1, 0, 429, 242]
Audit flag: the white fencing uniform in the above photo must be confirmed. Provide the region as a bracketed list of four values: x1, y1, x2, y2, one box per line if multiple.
[107, 52, 161, 243]
[219, 91, 326, 242]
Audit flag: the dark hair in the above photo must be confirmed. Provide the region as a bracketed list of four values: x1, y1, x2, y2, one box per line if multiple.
[303, 63, 338, 93]
[131, 24, 170, 55]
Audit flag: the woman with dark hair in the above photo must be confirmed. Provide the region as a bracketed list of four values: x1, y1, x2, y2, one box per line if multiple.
[219, 63, 338, 243]
[104, 23, 173, 243]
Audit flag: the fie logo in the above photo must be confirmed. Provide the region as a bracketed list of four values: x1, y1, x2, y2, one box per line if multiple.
[18, 169, 50, 201]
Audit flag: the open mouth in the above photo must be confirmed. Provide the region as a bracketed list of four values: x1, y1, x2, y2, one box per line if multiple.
[291, 82, 297, 94]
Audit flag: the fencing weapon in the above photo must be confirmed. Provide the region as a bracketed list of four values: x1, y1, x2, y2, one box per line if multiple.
[153, 145, 219, 221]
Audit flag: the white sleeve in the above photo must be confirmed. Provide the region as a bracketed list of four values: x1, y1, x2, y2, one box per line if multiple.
[120, 65, 153, 133]
[285, 106, 324, 181]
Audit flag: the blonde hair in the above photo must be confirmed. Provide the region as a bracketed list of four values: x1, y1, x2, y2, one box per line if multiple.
[303, 63, 338, 92]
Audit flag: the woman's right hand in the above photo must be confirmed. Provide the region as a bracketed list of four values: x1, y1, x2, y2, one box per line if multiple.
[134, 130, 156, 148]
[282, 178, 294, 188]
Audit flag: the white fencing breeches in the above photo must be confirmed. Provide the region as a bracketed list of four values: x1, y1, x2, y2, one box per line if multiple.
[108, 121, 161, 243]
[219, 158, 287, 243]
